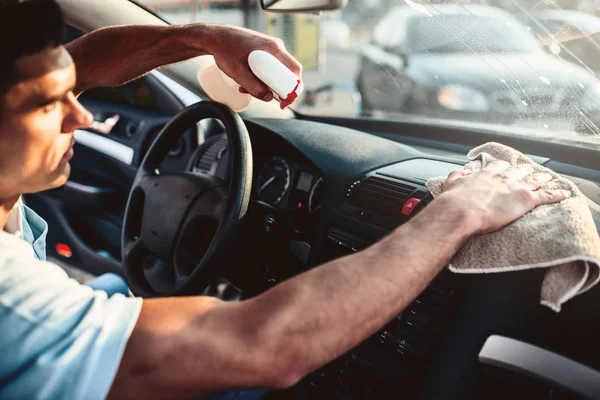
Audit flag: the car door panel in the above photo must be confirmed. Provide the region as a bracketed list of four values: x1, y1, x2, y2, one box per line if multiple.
[23, 194, 125, 276]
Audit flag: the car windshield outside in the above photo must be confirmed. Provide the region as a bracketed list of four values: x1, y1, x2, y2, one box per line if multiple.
[138, 0, 600, 150]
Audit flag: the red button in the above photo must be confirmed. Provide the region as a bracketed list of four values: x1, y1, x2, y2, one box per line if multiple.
[56, 243, 73, 258]
[401, 197, 421, 216]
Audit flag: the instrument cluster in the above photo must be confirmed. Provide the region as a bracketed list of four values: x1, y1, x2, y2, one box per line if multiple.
[255, 156, 323, 214]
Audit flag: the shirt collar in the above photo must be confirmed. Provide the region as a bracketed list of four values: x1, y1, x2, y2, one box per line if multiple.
[4, 197, 24, 239]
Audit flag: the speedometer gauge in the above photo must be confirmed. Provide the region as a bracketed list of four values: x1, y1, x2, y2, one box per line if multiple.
[257, 157, 291, 205]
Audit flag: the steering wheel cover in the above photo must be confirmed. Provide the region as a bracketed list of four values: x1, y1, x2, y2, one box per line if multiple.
[122, 101, 252, 297]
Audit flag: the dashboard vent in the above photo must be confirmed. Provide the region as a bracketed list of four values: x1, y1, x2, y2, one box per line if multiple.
[195, 137, 228, 174]
[349, 176, 416, 215]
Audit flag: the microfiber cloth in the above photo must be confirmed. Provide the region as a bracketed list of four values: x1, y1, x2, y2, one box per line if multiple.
[426, 142, 600, 312]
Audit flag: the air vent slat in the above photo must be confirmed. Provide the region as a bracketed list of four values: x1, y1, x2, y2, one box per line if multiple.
[357, 186, 411, 201]
[195, 137, 227, 173]
[366, 176, 415, 191]
[361, 185, 413, 198]
[350, 176, 416, 216]
[368, 176, 413, 189]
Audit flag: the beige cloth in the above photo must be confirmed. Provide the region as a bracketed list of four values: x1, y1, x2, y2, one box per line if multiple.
[426, 142, 600, 312]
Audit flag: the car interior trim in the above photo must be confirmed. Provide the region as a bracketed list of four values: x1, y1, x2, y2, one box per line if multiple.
[74, 129, 135, 165]
[150, 70, 202, 107]
[479, 334, 600, 399]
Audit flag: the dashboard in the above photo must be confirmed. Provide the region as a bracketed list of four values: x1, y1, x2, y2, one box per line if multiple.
[185, 117, 600, 400]
[190, 135, 323, 213]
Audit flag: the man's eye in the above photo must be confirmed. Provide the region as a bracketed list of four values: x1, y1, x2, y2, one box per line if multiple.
[41, 101, 59, 113]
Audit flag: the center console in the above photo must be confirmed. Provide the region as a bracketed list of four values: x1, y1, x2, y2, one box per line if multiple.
[303, 166, 460, 399]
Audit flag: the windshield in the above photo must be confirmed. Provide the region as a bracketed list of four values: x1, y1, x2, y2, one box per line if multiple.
[140, 0, 600, 150]
[407, 15, 541, 53]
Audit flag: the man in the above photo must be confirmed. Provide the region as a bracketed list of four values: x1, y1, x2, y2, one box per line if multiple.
[0, 1, 571, 399]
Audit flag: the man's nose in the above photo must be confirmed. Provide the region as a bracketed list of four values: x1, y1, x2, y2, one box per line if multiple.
[61, 92, 93, 133]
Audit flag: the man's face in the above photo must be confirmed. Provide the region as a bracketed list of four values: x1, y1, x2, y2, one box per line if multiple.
[0, 46, 92, 197]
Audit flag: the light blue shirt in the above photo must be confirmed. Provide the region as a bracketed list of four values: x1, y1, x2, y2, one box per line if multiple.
[20, 203, 48, 261]
[0, 203, 142, 399]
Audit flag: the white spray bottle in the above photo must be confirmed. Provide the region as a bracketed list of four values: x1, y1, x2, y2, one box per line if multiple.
[247, 50, 303, 109]
[197, 50, 303, 111]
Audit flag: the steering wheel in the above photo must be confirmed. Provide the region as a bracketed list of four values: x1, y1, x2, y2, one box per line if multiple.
[122, 101, 252, 297]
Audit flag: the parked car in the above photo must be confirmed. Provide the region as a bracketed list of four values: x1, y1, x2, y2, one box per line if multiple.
[525, 10, 600, 75]
[357, 4, 600, 134]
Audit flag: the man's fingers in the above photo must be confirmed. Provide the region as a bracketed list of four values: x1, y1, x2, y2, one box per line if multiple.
[238, 85, 272, 101]
[267, 38, 303, 77]
[276, 50, 303, 78]
[236, 72, 274, 101]
[522, 172, 553, 190]
[224, 38, 301, 102]
[240, 41, 300, 101]
[533, 189, 572, 206]
[446, 169, 472, 184]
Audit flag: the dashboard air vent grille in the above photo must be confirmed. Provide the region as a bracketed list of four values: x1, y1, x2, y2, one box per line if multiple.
[350, 176, 416, 215]
[195, 137, 228, 174]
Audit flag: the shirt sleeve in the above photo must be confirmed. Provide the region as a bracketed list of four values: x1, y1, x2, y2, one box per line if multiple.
[0, 248, 142, 400]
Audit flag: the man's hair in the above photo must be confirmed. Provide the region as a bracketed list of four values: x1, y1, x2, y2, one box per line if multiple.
[0, 0, 65, 95]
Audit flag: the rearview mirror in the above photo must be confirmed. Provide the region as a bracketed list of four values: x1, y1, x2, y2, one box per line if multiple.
[260, 0, 347, 13]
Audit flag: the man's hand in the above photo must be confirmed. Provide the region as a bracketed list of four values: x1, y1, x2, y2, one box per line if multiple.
[200, 24, 302, 102]
[438, 160, 571, 235]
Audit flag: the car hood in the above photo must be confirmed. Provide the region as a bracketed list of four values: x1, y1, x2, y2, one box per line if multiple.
[405, 53, 599, 92]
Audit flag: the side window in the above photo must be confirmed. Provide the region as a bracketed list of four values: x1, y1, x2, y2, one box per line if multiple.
[78, 82, 159, 112]
[64, 25, 160, 112]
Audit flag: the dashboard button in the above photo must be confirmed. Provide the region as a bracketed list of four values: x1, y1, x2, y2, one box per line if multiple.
[396, 344, 406, 354]
[405, 318, 427, 332]
[401, 197, 421, 216]
[379, 331, 388, 344]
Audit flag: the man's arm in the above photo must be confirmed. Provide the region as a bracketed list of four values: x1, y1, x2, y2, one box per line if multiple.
[108, 162, 570, 400]
[64, 24, 302, 101]
[110, 196, 472, 400]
